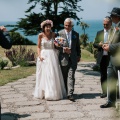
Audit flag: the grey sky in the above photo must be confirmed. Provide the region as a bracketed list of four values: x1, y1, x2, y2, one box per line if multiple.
[80, 0, 120, 20]
[0, 0, 120, 22]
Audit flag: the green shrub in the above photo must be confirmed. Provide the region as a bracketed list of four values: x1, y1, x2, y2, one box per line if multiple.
[9, 32, 36, 45]
[80, 34, 89, 47]
[5, 46, 36, 67]
[0, 58, 8, 70]
[85, 42, 94, 54]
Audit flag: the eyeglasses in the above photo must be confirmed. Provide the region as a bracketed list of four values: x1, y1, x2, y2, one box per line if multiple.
[103, 24, 109, 26]
[110, 15, 117, 18]
[65, 25, 72, 27]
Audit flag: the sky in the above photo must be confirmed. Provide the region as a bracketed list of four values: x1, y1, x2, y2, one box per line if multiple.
[0, 0, 120, 22]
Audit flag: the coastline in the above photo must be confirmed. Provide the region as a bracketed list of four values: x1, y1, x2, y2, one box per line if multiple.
[0, 20, 103, 44]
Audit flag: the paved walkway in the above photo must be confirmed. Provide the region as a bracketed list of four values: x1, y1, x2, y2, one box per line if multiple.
[0, 62, 120, 120]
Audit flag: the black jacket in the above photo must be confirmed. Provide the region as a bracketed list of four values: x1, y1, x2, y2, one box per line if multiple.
[0, 30, 12, 49]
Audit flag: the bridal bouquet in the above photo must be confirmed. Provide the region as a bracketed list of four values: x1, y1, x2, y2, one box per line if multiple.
[54, 37, 66, 47]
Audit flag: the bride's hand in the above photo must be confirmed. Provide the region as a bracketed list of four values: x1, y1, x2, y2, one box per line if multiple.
[39, 56, 44, 61]
[54, 41, 60, 47]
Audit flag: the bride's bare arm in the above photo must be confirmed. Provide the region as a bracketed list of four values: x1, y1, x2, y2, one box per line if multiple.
[37, 33, 44, 61]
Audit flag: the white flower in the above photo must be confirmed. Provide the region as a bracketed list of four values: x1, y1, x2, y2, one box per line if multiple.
[40, 19, 53, 28]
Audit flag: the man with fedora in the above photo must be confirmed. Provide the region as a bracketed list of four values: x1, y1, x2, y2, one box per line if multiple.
[100, 7, 120, 108]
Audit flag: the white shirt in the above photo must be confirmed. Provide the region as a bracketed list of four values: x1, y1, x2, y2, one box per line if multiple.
[65, 30, 72, 48]
[103, 29, 109, 55]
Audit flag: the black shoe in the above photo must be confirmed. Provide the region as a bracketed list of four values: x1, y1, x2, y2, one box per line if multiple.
[100, 93, 107, 98]
[100, 102, 115, 108]
[67, 95, 75, 102]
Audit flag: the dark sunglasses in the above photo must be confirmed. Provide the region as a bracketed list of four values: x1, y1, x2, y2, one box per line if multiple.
[103, 24, 109, 26]
[110, 15, 117, 17]
[65, 25, 72, 27]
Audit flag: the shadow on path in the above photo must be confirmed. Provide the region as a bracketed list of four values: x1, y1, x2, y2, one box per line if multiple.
[77, 69, 100, 76]
[1, 112, 30, 120]
[74, 93, 101, 100]
[77, 62, 100, 76]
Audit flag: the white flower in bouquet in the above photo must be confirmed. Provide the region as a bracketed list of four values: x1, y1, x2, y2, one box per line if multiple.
[54, 37, 66, 47]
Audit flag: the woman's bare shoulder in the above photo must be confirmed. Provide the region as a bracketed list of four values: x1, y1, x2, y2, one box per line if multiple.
[38, 32, 44, 39]
[39, 32, 43, 37]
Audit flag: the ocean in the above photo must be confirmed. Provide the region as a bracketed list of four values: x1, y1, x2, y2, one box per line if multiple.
[0, 20, 103, 44]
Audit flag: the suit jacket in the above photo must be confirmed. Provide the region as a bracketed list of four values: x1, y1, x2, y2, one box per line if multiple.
[93, 30, 104, 64]
[0, 30, 12, 49]
[56, 29, 81, 69]
[93, 28, 113, 65]
[109, 23, 120, 67]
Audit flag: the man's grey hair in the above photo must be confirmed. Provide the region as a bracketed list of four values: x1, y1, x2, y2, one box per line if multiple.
[103, 16, 112, 23]
[64, 18, 74, 26]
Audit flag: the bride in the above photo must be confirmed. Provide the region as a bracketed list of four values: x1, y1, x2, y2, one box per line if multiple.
[33, 19, 66, 100]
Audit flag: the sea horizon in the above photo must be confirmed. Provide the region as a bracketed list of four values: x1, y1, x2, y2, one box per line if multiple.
[0, 20, 103, 44]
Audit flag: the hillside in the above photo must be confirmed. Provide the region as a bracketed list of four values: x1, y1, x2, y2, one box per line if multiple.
[0, 45, 96, 62]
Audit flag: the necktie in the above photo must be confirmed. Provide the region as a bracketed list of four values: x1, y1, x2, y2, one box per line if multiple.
[104, 31, 108, 43]
[103, 31, 108, 55]
[67, 33, 70, 42]
[67, 33, 71, 48]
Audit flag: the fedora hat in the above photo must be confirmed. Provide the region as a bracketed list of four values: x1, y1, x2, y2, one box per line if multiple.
[108, 7, 120, 17]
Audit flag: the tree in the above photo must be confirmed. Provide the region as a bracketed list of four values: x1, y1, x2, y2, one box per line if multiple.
[10, 32, 36, 45]
[80, 21, 89, 47]
[80, 34, 88, 47]
[80, 21, 89, 35]
[12, 0, 83, 36]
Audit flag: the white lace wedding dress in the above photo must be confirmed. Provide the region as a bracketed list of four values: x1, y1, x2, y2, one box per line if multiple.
[33, 38, 66, 100]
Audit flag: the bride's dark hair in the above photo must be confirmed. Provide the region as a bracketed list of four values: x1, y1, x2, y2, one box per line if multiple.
[42, 24, 51, 32]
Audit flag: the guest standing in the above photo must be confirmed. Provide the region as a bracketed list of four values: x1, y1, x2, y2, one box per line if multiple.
[93, 16, 113, 98]
[100, 7, 120, 108]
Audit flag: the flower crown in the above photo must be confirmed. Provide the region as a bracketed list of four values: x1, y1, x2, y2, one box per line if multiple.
[40, 19, 53, 28]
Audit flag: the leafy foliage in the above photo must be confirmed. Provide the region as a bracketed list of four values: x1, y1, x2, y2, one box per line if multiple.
[80, 34, 89, 47]
[5, 46, 36, 66]
[85, 42, 94, 54]
[9, 32, 36, 45]
[0, 58, 8, 70]
[80, 21, 89, 35]
[79, 21, 89, 47]
[12, 0, 83, 35]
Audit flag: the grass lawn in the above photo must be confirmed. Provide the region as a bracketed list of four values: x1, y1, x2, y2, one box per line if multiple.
[81, 49, 95, 62]
[0, 45, 95, 86]
[0, 66, 36, 86]
[0, 45, 37, 86]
